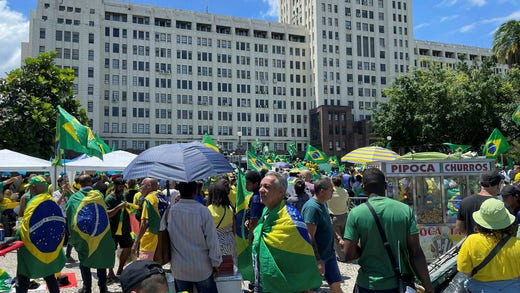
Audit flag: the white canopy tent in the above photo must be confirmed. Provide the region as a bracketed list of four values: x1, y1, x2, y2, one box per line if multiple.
[65, 150, 137, 176]
[0, 149, 52, 172]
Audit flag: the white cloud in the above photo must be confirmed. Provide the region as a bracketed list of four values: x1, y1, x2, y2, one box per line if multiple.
[436, 0, 459, 8]
[481, 10, 520, 24]
[415, 23, 430, 30]
[468, 0, 487, 6]
[0, 0, 29, 77]
[260, 0, 278, 19]
[460, 23, 477, 32]
[440, 15, 459, 22]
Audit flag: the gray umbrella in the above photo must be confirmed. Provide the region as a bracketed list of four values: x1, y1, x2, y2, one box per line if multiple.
[123, 142, 234, 182]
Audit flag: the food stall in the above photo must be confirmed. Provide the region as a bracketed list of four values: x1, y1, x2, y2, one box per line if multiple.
[369, 158, 495, 262]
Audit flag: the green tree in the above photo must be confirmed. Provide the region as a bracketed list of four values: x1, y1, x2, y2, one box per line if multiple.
[372, 58, 519, 153]
[0, 51, 87, 159]
[492, 20, 520, 67]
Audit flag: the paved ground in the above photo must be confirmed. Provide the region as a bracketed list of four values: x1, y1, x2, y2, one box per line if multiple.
[1, 248, 359, 292]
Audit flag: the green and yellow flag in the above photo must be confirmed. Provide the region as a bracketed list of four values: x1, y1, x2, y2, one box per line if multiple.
[247, 150, 271, 171]
[482, 128, 510, 159]
[288, 140, 297, 158]
[512, 105, 520, 125]
[235, 169, 254, 281]
[202, 134, 219, 152]
[443, 143, 471, 153]
[53, 105, 103, 165]
[252, 200, 322, 292]
[94, 133, 112, 155]
[0, 269, 11, 292]
[66, 189, 115, 268]
[17, 192, 66, 278]
[304, 144, 328, 164]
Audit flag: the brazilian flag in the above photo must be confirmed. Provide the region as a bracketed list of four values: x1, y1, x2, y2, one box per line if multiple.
[482, 128, 510, 159]
[66, 189, 115, 269]
[234, 169, 254, 281]
[304, 145, 328, 164]
[252, 200, 322, 292]
[247, 150, 271, 171]
[17, 193, 66, 278]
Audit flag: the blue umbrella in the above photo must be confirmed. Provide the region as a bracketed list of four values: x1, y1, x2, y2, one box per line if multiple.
[123, 142, 234, 182]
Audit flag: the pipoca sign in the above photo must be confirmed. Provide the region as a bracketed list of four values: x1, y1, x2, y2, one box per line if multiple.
[386, 161, 491, 175]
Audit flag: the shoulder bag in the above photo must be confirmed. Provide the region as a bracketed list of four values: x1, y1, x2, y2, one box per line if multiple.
[442, 234, 511, 293]
[154, 206, 171, 266]
[366, 201, 417, 293]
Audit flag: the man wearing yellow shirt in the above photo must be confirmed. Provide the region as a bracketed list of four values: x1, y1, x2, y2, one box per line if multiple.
[131, 178, 169, 260]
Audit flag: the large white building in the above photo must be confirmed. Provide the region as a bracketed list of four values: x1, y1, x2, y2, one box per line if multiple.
[22, 0, 502, 155]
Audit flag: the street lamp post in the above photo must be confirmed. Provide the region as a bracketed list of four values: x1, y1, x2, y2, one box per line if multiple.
[386, 136, 392, 150]
[237, 131, 243, 167]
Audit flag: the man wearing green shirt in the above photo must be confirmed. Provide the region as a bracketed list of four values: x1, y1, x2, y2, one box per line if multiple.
[342, 168, 433, 293]
[105, 178, 132, 282]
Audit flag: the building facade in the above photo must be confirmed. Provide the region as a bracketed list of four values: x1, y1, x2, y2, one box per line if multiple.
[22, 0, 501, 156]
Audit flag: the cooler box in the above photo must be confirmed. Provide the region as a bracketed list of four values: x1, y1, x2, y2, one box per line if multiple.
[215, 271, 242, 293]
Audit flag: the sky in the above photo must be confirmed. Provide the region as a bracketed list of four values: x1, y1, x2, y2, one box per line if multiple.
[1, 0, 519, 76]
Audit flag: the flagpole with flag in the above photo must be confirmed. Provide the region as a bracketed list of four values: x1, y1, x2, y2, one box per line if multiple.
[202, 134, 219, 152]
[482, 128, 510, 159]
[52, 105, 103, 166]
[304, 144, 328, 164]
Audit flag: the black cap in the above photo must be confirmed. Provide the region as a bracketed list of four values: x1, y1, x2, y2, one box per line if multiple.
[501, 185, 520, 197]
[120, 260, 165, 293]
[113, 177, 125, 185]
[480, 170, 504, 187]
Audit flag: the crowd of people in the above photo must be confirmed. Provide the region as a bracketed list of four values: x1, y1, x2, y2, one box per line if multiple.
[1, 163, 520, 292]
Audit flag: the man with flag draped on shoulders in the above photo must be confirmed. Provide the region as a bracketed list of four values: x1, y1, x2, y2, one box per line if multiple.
[15, 176, 66, 293]
[252, 171, 322, 292]
[66, 174, 115, 293]
[131, 178, 169, 261]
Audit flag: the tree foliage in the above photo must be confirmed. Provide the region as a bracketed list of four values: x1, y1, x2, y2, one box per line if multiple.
[372, 58, 520, 155]
[492, 20, 520, 67]
[0, 51, 87, 159]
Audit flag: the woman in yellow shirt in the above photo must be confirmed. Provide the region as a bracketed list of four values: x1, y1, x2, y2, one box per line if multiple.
[457, 198, 520, 292]
[207, 180, 236, 265]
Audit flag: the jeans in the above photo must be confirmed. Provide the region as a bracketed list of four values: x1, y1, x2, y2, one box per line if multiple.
[174, 275, 218, 293]
[79, 264, 107, 290]
[465, 277, 520, 293]
[16, 274, 59, 293]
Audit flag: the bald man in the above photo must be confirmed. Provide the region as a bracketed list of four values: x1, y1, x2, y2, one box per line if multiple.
[131, 178, 169, 260]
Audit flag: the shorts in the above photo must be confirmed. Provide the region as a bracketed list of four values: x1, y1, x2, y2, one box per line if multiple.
[323, 255, 342, 285]
[112, 234, 133, 249]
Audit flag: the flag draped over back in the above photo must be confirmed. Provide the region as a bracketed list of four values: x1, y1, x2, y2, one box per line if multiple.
[66, 190, 115, 269]
[252, 201, 322, 292]
[443, 142, 471, 153]
[54, 105, 103, 165]
[17, 193, 66, 278]
[247, 150, 271, 171]
[234, 169, 254, 281]
[512, 105, 520, 126]
[304, 144, 328, 163]
[202, 134, 219, 152]
[482, 128, 510, 159]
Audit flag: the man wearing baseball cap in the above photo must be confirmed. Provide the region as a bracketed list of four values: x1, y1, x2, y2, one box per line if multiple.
[455, 170, 504, 235]
[120, 260, 168, 293]
[15, 175, 66, 293]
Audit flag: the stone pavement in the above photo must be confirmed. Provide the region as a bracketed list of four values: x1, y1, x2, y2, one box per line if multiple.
[1, 249, 359, 292]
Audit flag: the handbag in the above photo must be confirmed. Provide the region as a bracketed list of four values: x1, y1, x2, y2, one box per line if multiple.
[154, 207, 171, 266]
[442, 234, 511, 293]
[366, 201, 417, 293]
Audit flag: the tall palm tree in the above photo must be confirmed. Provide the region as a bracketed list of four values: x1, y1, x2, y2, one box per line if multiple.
[492, 20, 520, 67]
